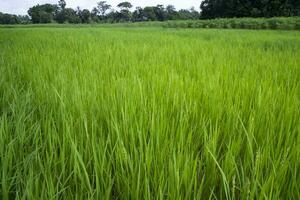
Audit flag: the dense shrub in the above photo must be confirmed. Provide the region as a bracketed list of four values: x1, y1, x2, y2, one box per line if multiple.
[164, 17, 300, 30]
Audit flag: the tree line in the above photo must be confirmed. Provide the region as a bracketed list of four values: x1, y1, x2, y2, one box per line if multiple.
[200, 0, 300, 19]
[0, 1, 200, 24]
[0, 0, 299, 24]
[0, 13, 30, 24]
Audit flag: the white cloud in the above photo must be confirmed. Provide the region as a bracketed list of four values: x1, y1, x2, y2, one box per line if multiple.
[0, 0, 201, 15]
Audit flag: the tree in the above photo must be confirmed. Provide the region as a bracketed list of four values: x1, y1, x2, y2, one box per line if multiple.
[95, 1, 111, 16]
[118, 10, 131, 22]
[55, 1, 92, 24]
[154, 5, 166, 21]
[18, 15, 31, 24]
[199, 0, 300, 19]
[106, 10, 119, 22]
[117, 2, 133, 10]
[132, 7, 145, 22]
[91, 8, 100, 22]
[166, 5, 177, 20]
[143, 7, 157, 21]
[0, 12, 31, 24]
[116, 2, 133, 22]
[189, 7, 200, 19]
[0, 12, 19, 24]
[55, 0, 69, 23]
[79, 9, 91, 23]
[65, 8, 81, 23]
[58, 0, 66, 10]
[55, 8, 81, 23]
[28, 4, 58, 23]
[55, 10, 66, 23]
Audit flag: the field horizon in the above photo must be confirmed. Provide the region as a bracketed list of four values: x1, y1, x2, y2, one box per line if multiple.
[1, 16, 300, 30]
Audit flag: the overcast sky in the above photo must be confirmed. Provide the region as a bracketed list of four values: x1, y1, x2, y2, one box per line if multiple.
[0, 0, 202, 15]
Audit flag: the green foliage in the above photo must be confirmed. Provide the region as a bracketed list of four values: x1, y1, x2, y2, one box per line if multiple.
[117, 1, 133, 10]
[23, 1, 201, 24]
[2, 0, 300, 25]
[165, 5, 178, 20]
[0, 12, 30, 24]
[164, 17, 300, 30]
[58, 0, 66, 10]
[0, 26, 299, 199]
[178, 8, 200, 20]
[141, 7, 157, 21]
[94, 1, 112, 16]
[55, 8, 81, 24]
[200, 0, 300, 19]
[28, 4, 58, 23]
[78, 9, 91, 23]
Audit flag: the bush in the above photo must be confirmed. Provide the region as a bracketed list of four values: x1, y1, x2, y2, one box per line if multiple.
[164, 17, 300, 30]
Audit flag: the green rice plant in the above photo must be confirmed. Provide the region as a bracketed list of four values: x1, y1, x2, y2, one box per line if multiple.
[0, 26, 299, 199]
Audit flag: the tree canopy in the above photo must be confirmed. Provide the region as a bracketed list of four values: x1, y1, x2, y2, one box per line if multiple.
[117, 2, 133, 10]
[1, 0, 299, 24]
[200, 0, 300, 19]
[28, 4, 58, 23]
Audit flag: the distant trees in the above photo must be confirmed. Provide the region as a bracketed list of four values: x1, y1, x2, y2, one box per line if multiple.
[178, 7, 200, 20]
[153, 5, 167, 21]
[0, 12, 30, 24]
[55, 0, 67, 23]
[131, 5, 199, 22]
[93, 1, 112, 21]
[78, 9, 91, 23]
[58, 0, 66, 10]
[54, 1, 82, 23]
[116, 2, 132, 22]
[1, 0, 300, 25]
[140, 7, 157, 21]
[166, 5, 178, 20]
[200, 0, 300, 19]
[132, 7, 145, 22]
[28, 4, 58, 23]
[18, 15, 31, 24]
[56, 8, 81, 23]
[87, 1, 200, 23]
[117, 2, 133, 10]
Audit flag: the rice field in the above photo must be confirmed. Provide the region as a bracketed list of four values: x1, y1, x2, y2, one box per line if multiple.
[0, 27, 299, 199]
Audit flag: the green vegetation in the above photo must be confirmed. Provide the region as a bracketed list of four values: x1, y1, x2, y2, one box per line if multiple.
[0, 12, 30, 25]
[0, 0, 200, 25]
[164, 17, 300, 30]
[200, 0, 300, 19]
[0, 27, 300, 199]
[2, 0, 300, 25]
[2, 17, 300, 30]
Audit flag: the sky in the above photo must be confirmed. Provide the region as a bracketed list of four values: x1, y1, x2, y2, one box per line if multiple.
[0, 0, 202, 15]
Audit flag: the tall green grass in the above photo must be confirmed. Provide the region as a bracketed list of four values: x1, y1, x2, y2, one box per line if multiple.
[0, 27, 299, 199]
